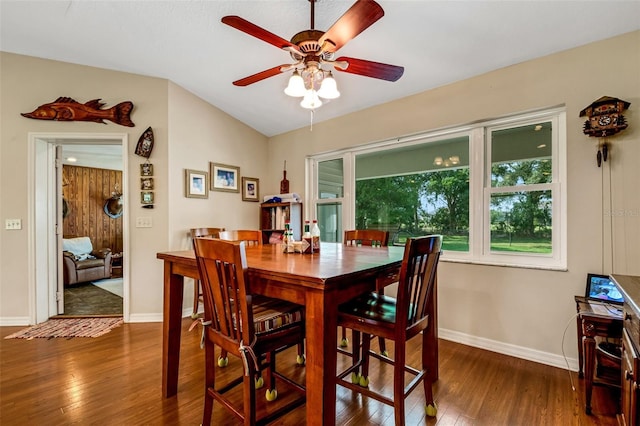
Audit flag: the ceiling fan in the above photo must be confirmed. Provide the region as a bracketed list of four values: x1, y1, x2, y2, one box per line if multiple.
[221, 0, 404, 110]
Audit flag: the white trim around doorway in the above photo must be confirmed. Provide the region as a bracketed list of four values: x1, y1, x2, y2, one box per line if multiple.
[28, 132, 130, 324]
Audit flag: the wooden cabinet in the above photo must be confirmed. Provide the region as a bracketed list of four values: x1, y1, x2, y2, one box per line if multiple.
[612, 274, 640, 426]
[259, 202, 302, 244]
[621, 328, 639, 426]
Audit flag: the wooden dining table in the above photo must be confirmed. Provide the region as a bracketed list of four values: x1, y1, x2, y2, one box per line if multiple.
[157, 242, 439, 426]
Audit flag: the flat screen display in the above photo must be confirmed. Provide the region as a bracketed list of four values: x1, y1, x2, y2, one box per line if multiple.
[585, 273, 624, 305]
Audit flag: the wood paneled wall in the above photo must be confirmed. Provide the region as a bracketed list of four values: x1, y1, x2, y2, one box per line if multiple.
[63, 165, 123, 254]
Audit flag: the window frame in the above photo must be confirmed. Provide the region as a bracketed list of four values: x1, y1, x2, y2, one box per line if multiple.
[307, 107, 567, 270]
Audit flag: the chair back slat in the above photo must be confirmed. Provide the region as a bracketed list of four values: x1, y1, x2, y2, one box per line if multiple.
[344, 230, 389, 247]
[218, 230, 263, 246]
[194, 238, 254, 347]
[396, 235, 442, 328]
[191, 227, 225, 239]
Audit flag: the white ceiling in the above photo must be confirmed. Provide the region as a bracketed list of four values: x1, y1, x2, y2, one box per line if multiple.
[62, 144, 123, 170]
[2, 1, 639, 137]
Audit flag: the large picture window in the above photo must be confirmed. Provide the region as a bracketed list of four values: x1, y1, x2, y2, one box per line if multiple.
[307, 108, 566, 269]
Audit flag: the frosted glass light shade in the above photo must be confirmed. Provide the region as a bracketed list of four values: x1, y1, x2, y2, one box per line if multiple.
[300, 90, 323, 110]
[317, 73, 340, 99]
[284, 71, 306, 97]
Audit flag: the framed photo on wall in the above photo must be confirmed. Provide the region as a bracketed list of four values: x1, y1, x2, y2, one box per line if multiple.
[210, 162, 240, 193]
[241, 177, 260, 202]
[140, 163, 153, 176]
[141, 191, 154, 205]
[140, 177, 154, 190]
[185, 169, 208, 199]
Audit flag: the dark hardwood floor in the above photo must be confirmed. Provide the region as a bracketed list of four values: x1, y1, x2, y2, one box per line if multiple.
[0, 319, 619, 425]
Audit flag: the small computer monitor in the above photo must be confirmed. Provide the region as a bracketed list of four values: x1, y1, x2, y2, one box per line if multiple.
[585, 273, 624, 305]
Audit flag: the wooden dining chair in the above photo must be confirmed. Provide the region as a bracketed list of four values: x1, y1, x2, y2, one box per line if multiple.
[190, 227, 225, 319]
[336, 235, 443, 425]
[194, 238, 306, 426]
[340, 230, 391, 353]
[218, 230, 263, 246]
[217, 228, 304, 366]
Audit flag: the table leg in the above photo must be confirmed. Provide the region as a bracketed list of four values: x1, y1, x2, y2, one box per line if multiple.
[305, 288, 338, 426]
[163, 264, 185, 398]
[583, 324, 596, 415]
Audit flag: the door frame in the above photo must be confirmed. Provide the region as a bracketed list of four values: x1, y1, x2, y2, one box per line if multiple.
[28, 132, 129, 324]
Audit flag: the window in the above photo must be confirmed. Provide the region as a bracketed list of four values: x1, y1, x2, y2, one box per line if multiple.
[308, 108, 566, 269]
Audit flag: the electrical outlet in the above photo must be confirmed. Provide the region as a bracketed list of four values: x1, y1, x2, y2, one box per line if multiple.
[5, 219, 22, 230]
[136, 216, 152, 228]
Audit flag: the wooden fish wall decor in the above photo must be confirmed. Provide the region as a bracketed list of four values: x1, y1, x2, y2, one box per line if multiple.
[21, 97, 135, 127]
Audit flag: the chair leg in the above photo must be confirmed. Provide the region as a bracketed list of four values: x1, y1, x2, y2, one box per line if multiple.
[340, 326, 349, 347]
[378, 335, 387, 356]
[192, 280, 201, 319]
[422, 330, 437, 417]
[361, 333, 371, 383]
[393, 342, 406, 426]
[243, 367, 258, 425]
[296, 340, 305, 365]
[202, 339, 216, 426]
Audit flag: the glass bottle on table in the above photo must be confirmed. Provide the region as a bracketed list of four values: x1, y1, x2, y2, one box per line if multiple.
[311, 220, 321, 253]
[302, 220, 312, 254]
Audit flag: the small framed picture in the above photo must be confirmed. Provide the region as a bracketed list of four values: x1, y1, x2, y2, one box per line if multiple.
[140, 177, 154, 190]
[241, 177, 260, 202]
[141, 163, 154, 176]
[141, 191, 154, 205]
[185, 169, 208, 199]
[210, 162, 240, 193]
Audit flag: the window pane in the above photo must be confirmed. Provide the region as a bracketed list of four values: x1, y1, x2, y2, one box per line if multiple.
[490, 190, 552, 253]
[491, 122, 552, 187]
[317, 202, 342, 243]
[318, 159, 343, 198]
[355, 136, 469, 251]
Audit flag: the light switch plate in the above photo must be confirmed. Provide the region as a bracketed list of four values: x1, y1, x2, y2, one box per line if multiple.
[136, 217, 152, 228]
[5, 219, 22, 230]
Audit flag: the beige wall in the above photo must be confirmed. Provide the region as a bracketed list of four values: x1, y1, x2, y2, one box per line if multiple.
[266, 31, 640, 367]
[166, 82, 268, 311]
[0, 52, 266, 323]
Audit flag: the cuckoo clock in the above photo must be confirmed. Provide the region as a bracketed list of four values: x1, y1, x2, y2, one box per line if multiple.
[579, 96, 630, 166]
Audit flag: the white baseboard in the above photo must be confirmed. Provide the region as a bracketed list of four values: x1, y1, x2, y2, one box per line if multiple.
[0, 317, 32, 326]
[127, 313, 163, 323]
[439, 328, 579, 372]
[126, 308, 198, 323]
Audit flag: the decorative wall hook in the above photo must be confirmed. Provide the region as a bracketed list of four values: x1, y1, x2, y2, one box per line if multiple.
[579, 96, 630, 167]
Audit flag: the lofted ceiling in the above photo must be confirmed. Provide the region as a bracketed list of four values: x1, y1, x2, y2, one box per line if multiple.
[2, 1, 639, 137]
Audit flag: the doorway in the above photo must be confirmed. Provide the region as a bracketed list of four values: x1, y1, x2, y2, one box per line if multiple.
[29, 132, 130, 324]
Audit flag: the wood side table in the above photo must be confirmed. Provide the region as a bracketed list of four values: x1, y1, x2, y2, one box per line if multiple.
[575, 295, 623, 414]
[111, 252, 123, 278]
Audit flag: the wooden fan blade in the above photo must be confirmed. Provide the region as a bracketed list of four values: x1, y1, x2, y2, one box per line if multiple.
[232, 65, 289, 86]
[222, 16, 302, 55]
[318, 0, 384, 53]
[334, 56, 404, 82]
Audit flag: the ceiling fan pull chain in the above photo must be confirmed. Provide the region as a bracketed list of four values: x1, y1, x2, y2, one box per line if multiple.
[310, 110, 314, 132]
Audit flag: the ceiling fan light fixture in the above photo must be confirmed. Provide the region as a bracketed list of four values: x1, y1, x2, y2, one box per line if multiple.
[284, 71, 306, 97]
[317, 72, 340, 99]
[300, 89, 323, 110]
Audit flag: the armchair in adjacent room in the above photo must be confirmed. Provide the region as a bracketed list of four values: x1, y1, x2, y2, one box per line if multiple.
[62, 236, 112, 286]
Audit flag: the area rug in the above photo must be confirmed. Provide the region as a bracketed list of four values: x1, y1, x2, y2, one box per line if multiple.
[91, 277, 123, 297]
[3, 317, 124, 340]
[64, 282, 122, 315]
